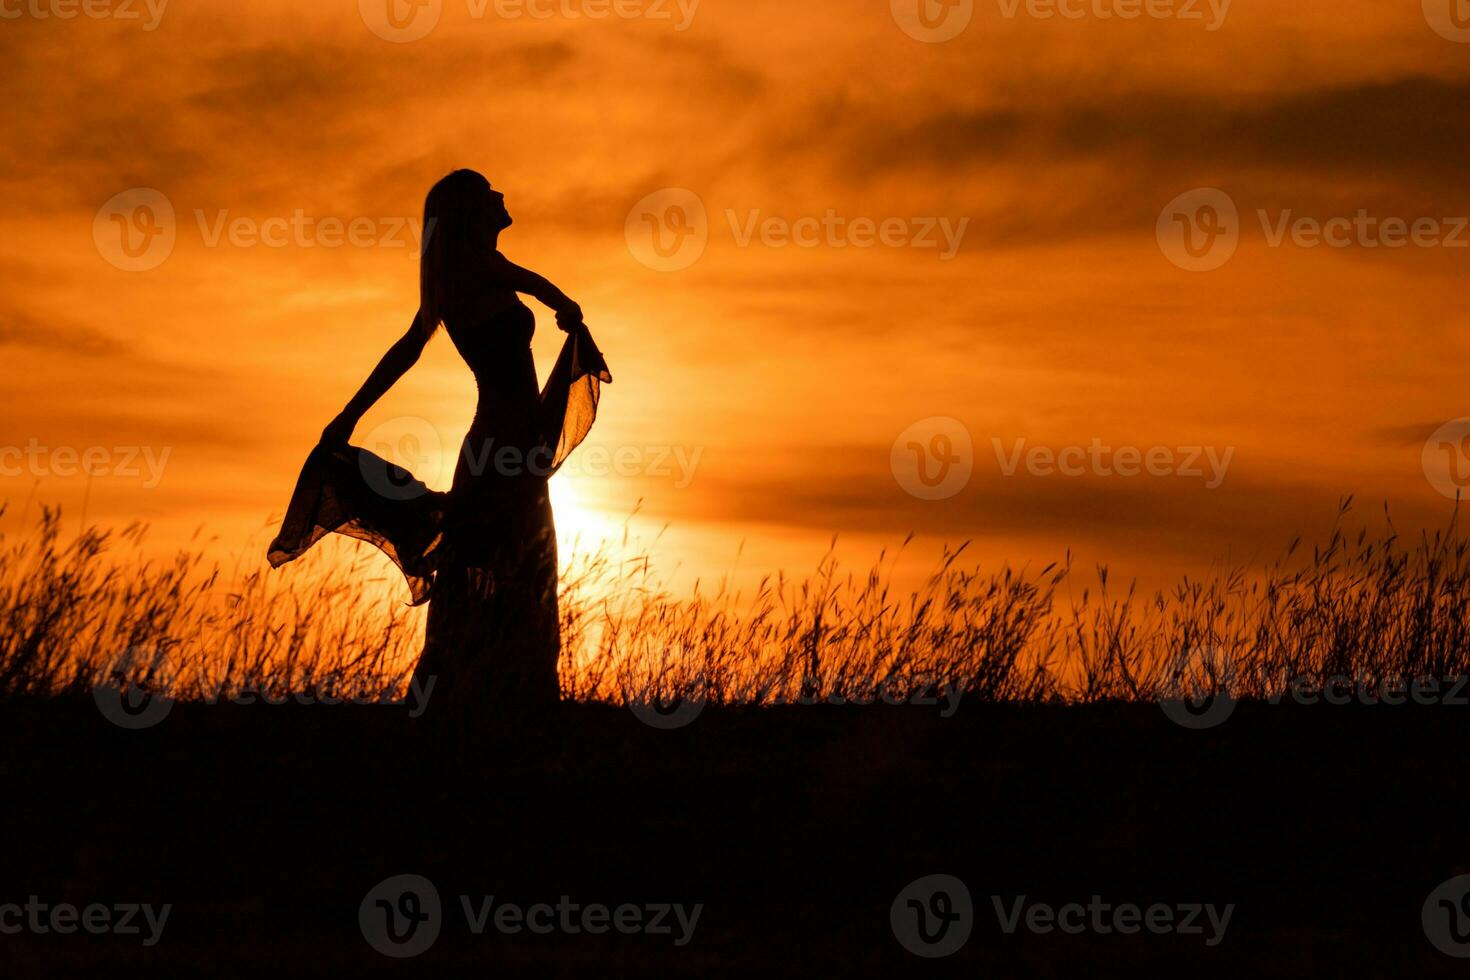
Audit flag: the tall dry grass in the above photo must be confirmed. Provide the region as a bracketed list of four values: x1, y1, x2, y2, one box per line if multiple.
[2, 498, 1469, 707]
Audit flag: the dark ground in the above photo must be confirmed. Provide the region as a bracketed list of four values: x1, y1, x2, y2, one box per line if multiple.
[1, 694, 1468, 977]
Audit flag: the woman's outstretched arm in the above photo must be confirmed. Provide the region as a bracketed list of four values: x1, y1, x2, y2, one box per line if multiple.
[488, 252, 584, 331]
[320, 312, 430, 445]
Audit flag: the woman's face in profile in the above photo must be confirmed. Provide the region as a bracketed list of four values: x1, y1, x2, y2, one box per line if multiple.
[485, 184, 512, 233]
[429, 176, 511, 251]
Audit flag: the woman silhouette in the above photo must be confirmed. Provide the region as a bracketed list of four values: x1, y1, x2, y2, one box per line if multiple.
[268, 169, 611, 713]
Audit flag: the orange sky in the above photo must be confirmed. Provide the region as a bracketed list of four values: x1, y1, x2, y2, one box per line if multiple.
[2, 0, 1469, 594]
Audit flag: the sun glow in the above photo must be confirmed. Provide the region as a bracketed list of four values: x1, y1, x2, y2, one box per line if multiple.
[550, 475, 621, 555]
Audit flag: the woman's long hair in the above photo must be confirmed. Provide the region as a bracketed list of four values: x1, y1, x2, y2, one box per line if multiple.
[418, 169, 495, 338]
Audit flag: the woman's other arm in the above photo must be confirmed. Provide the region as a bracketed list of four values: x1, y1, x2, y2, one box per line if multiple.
[320, 311, 430, 445]
[487, 252, 584, 331]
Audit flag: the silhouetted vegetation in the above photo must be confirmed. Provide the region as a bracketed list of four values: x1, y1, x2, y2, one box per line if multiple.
[3, 498, 1467, 707]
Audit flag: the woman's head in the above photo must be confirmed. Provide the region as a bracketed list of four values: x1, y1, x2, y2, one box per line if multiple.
[419, 169, 511, 335]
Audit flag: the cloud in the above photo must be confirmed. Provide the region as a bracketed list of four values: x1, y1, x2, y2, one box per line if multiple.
[0, 1, 1463, 577]
[0, 310, 124, 355]
[739, 76, 1470, 248]
[836, 77, 1470, 176]
[1368, 422, 1450, 448]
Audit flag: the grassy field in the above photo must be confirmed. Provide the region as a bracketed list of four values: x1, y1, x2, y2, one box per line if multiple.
[4, 499, 1470, 975]
[3, 498, 1469, 711]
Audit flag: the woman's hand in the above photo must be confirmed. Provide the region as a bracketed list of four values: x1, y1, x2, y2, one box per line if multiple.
[486, 252, 584, 331]
[320, 413, 356, 447]
[555, 300, 584, 333]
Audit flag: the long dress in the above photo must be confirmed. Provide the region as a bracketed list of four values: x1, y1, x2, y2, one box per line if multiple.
[266, 301, 611, 711]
